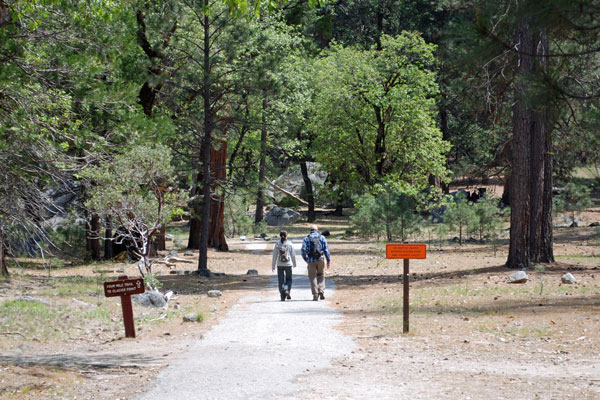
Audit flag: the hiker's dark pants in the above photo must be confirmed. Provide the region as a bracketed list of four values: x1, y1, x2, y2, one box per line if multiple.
[277, 266, 293, 298]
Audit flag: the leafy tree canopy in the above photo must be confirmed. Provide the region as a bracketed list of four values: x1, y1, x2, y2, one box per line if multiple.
[311, 32, 450, 195]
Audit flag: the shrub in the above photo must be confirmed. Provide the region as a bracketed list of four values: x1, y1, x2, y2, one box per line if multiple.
[351, 184, 422, 241]
[443, 192, 477, 245]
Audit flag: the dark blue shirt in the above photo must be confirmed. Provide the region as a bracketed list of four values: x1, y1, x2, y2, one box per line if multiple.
[301, 231, 330, 264]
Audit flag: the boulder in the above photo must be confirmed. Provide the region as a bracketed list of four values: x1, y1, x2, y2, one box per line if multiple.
[184, 250, 194, 256]
[132, 290, 167, 308]
[265, 206, 300, 226]
[561, 273, 577, 284]
[508, 271, 529, 284]
[183, 313, 200, 322]
[268, 162, 328, 204]
[247, 269, 259, 275]
[207, 290, 222, 298]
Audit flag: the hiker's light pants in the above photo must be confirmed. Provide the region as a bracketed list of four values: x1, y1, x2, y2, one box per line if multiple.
[307, 259, 325, 295]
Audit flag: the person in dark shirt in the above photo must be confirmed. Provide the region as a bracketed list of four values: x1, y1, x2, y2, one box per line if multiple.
[301, 225, 331, 301]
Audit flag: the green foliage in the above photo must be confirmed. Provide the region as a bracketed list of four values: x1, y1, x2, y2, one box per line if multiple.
[82, 145, 184, 275]
[253, 220, 268, 236]
[443, 192, 477, 245]
[351, 185, 422, 241]
[196, 312, 205, 323]
[472, 196, 506, 255]
[224, 194, 254, 237]
[311, 32, 449, 194]
[83, 145, 182, 231]
[350, 194, 381, 240]
[144, 272, 163, 291]
[0, 299, 54, 319]
[553, 181, 594, 226]
[432, 219, 449, 251]
[472, 196, 503, 240]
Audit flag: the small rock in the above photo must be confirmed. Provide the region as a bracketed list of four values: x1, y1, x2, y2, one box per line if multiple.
[589, 222, 600, 227]
[240, 236, 247, 241]
[184, 250, 194, 256]
[183, 313, 199, 322]
[508, 271, 529, 284]
[165, 234, 174, 241]
[169, 250, 179, 257]
[561, 273, 577, 284]
[210, 306, 217, 312]
[174, 304, 180, 310]
[207, 290, 222, 298]
[247, 269, 259, 276]
[17, 296, 50, 305]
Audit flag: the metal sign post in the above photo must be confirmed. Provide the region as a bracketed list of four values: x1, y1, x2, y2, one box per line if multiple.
[386, 244, 427, 333]
[104, 275, 145, 338]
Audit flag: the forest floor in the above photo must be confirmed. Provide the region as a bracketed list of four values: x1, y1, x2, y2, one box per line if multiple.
[1, 194, 599, 399]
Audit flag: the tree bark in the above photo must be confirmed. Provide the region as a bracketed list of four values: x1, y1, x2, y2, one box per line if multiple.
[208, 141, 228, 251]
[104, 216, 113, 260]
[0, 220, 8, 277]
[86, 213, 101, 261]
[540, 126, 554, 262]
[197, 1, 212, 275]
[506, 19, 553, 268]
[300, 161, 316, 222]
[187, 164, 202, 249]
[254, 96, 268, 226]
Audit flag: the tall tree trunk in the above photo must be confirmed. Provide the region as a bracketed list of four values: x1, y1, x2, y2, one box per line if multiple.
[197, 2, 212, 275]
[155, 224, 166, 252]
[540, 127, 554, 262]
[506, 19, 553, 268]
[187, 162, 202, 249]
[208, 141, 228, 251]
[136, 12, 176, 250]
[254, 96, 268, 226]
[86, 213, 101, 261]
[104, 216, 113, 260]
[300, 161, 316, 222]
[0, 220, 8, 277]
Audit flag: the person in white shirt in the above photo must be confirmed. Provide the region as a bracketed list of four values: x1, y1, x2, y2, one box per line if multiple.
[272, 230, 297, 301]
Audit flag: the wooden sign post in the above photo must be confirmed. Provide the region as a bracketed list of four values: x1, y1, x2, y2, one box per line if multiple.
[386, 244, 426, 333]
[104, 275, 145, 338]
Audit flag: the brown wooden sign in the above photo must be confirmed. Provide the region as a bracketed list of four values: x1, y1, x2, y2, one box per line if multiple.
[104, 278, 145, 297]
[104, 276, 145, 338]
[386, 243, 426, 259]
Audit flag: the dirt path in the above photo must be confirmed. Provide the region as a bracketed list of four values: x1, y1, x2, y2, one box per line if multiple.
[137, 240, 357, 399]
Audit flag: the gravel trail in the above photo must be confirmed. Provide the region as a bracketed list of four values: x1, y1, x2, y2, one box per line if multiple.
[138, 239, 355, 400]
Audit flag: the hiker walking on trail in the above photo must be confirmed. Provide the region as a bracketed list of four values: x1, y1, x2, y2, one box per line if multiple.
[272, 231, 297, 301]
[302, 225, 331, 301]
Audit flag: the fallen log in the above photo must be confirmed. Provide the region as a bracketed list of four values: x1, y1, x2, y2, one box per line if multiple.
[268, 181, 308, 205]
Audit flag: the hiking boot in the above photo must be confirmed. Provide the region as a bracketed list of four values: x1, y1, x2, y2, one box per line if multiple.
[313, 294, 318, 301]
[285, 291, 291, 300]
[319, 292, 325, 300]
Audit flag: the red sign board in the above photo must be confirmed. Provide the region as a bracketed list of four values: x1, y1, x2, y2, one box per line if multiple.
[104, 278, 145, 297]
[386, 243, 427, 259]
